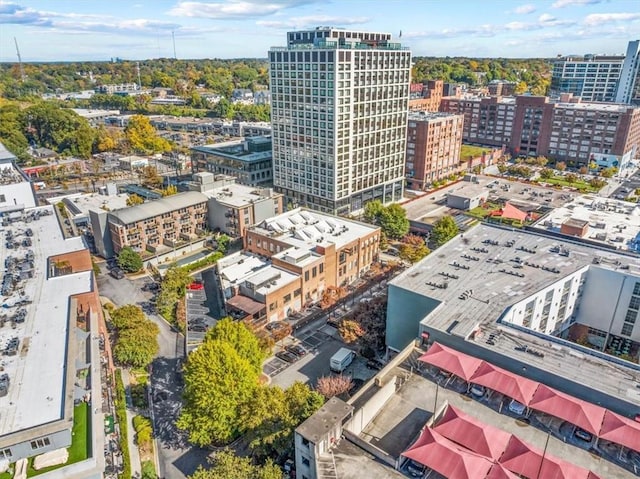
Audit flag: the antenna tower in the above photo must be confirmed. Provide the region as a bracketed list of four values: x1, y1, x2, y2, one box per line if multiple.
[172, 31, 177, 59]
[14, 37, 25, 82]
[136, 61, 142, 90]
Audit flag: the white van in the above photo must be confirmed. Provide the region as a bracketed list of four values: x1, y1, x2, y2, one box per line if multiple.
[330, 348, 356, 373]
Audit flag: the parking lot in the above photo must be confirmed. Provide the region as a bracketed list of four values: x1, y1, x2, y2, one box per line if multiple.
[265, 325, 377, 390]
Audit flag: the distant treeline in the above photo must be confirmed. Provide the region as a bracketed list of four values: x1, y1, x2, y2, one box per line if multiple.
[0, 56, 551, 99]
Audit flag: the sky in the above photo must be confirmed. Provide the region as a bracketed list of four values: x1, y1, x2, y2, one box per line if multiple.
[0, 0, 639, 62]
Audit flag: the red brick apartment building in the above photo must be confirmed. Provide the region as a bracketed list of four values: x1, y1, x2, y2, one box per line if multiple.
[107, 191, 208, 254]
[217, 209, 380, 323]
[406, 112, 464, 190]
[440, 94, 640, 166]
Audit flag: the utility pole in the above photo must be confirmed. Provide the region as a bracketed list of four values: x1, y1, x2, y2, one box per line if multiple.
[136, 61, 142, 90]
[14, 37, 25, 82]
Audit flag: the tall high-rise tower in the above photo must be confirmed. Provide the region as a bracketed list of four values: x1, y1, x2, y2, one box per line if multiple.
[268, 27, 411, 215]
[616, 40, 640, 105]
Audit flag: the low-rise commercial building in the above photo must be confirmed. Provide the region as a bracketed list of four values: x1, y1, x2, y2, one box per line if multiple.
[406, 112, 463, 190]
[217, 209, 380, 324]
[386, 223, 640, 416]
[191, 136, 274, 186]
[0, 145, 36, 214]
[0, 207, 104, 478]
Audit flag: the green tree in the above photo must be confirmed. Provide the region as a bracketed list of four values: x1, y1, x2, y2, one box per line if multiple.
[589, 178, 607, 189]
[205, 317, 267, 371]
[539, 168, 554, 179]
[240, 382, 323, 461]
[109, 304, 147, 330]
[178, 339, 261, 445]
[431, 216, 459, 247]
[117, 246, 143, 273]
[125, 115, 171, 155]
[363, 200, 384, 225]
[565, 173, 578, 184]
[109, 305, 159, 368]
[379, 203, 410, 240]
[555, 161, 567, 172]
[189, 450, 281, 479]
[399, 234, 430, 263]
[156, 266, 192, 323]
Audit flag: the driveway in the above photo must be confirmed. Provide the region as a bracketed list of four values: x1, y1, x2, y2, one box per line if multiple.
[96, 265, 209, 479]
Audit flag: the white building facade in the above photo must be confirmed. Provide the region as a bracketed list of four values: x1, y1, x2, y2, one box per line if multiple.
[550, 54, 624, 102]
[269, 27, 411, 215]
[616, 40, 640, 105]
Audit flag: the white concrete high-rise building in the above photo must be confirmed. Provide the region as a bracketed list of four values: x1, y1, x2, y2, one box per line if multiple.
[550, 54, 624, 102]
[615, 40, 640, 105]
[268, 27, 411, 215]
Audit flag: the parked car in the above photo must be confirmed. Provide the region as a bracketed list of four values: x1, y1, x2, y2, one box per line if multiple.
[470, 384, 486, 398]
[276, 351, 299, 363]
[366, 359, 384, 370]
[110, 268, 125, 280]
[286, 344, 307, 357]
[406, 459, 426, 477]
[574, 428, 593, 442]
[508, 399, 526, 416]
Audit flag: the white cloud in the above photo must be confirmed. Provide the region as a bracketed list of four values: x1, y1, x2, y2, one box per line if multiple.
[552, 0, 602, 8]
[538, 13, 556, 23]
[513, 4, 536, 14]
[257, 14, 370, 30]
[0, 2, 187, 36]
[584, 12, 640, 25]
[168, 0, 315, 19]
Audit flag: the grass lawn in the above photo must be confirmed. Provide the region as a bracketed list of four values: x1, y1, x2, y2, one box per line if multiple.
[538, 176, 598, 192]
[467, 202, 500, 219]
[27, 402, 90, 477]
[460, 144, 489, 162]
[0, 471, 12, 479]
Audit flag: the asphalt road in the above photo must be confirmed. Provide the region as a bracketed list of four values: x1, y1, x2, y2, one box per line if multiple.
[96, 265, 209, 479]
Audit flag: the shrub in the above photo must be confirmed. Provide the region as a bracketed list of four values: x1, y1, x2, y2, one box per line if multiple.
[115, 370, 131, 479]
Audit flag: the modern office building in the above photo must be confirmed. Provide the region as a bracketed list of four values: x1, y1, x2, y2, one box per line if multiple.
[440, 94, 640, 167]
[616, 40, 640, 105]
[191, 136, 274, 186]
[386, 223, 640, 413]
[268, 27, 411, 214]
[550, 54, 624, 102]
[405, 112, 464, 190]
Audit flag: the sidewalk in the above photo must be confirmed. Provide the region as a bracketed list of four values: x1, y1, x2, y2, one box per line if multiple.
[120, 369, 142, 477]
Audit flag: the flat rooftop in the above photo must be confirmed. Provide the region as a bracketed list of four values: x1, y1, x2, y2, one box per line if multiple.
[251, 208, 379, 251]
[48, 192, 129, 218]
[389, 223, 640, 409]
[203, 183, 279, 208]
[356, 359, 635, 478]
[533, 195, 640, 252]
[0, 158, 27, 186]
[0, 206, 87, 436]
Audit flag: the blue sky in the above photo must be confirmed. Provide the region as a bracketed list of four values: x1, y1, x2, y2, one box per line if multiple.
[0, 0, 638, 62]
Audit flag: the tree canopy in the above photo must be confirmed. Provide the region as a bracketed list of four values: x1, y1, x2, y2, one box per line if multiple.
[399, 234, 430, 263]
[240, 382, 324, 461]
[189, 450, 281, 479]
[431, 216, 460, 247]
[125, 115, 171, 155]
[108, 305, 159, 368]
[363, 200, 409, 240]
[117, 246, 143, 273]
[178, 319, 266, 445]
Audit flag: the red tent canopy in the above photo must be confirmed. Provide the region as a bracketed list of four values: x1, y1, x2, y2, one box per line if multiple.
[403, 427, 494, 479]
[500, 436, 601, 479]
[469, 362, 540, 405]
[599, 411, 640, 453]
[489, 202, 528, 222]
[418, 343, 483, 381]
[529, 385, 606, 435]
[485, 464, 520, 479]
[433, 405, 512, 460]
